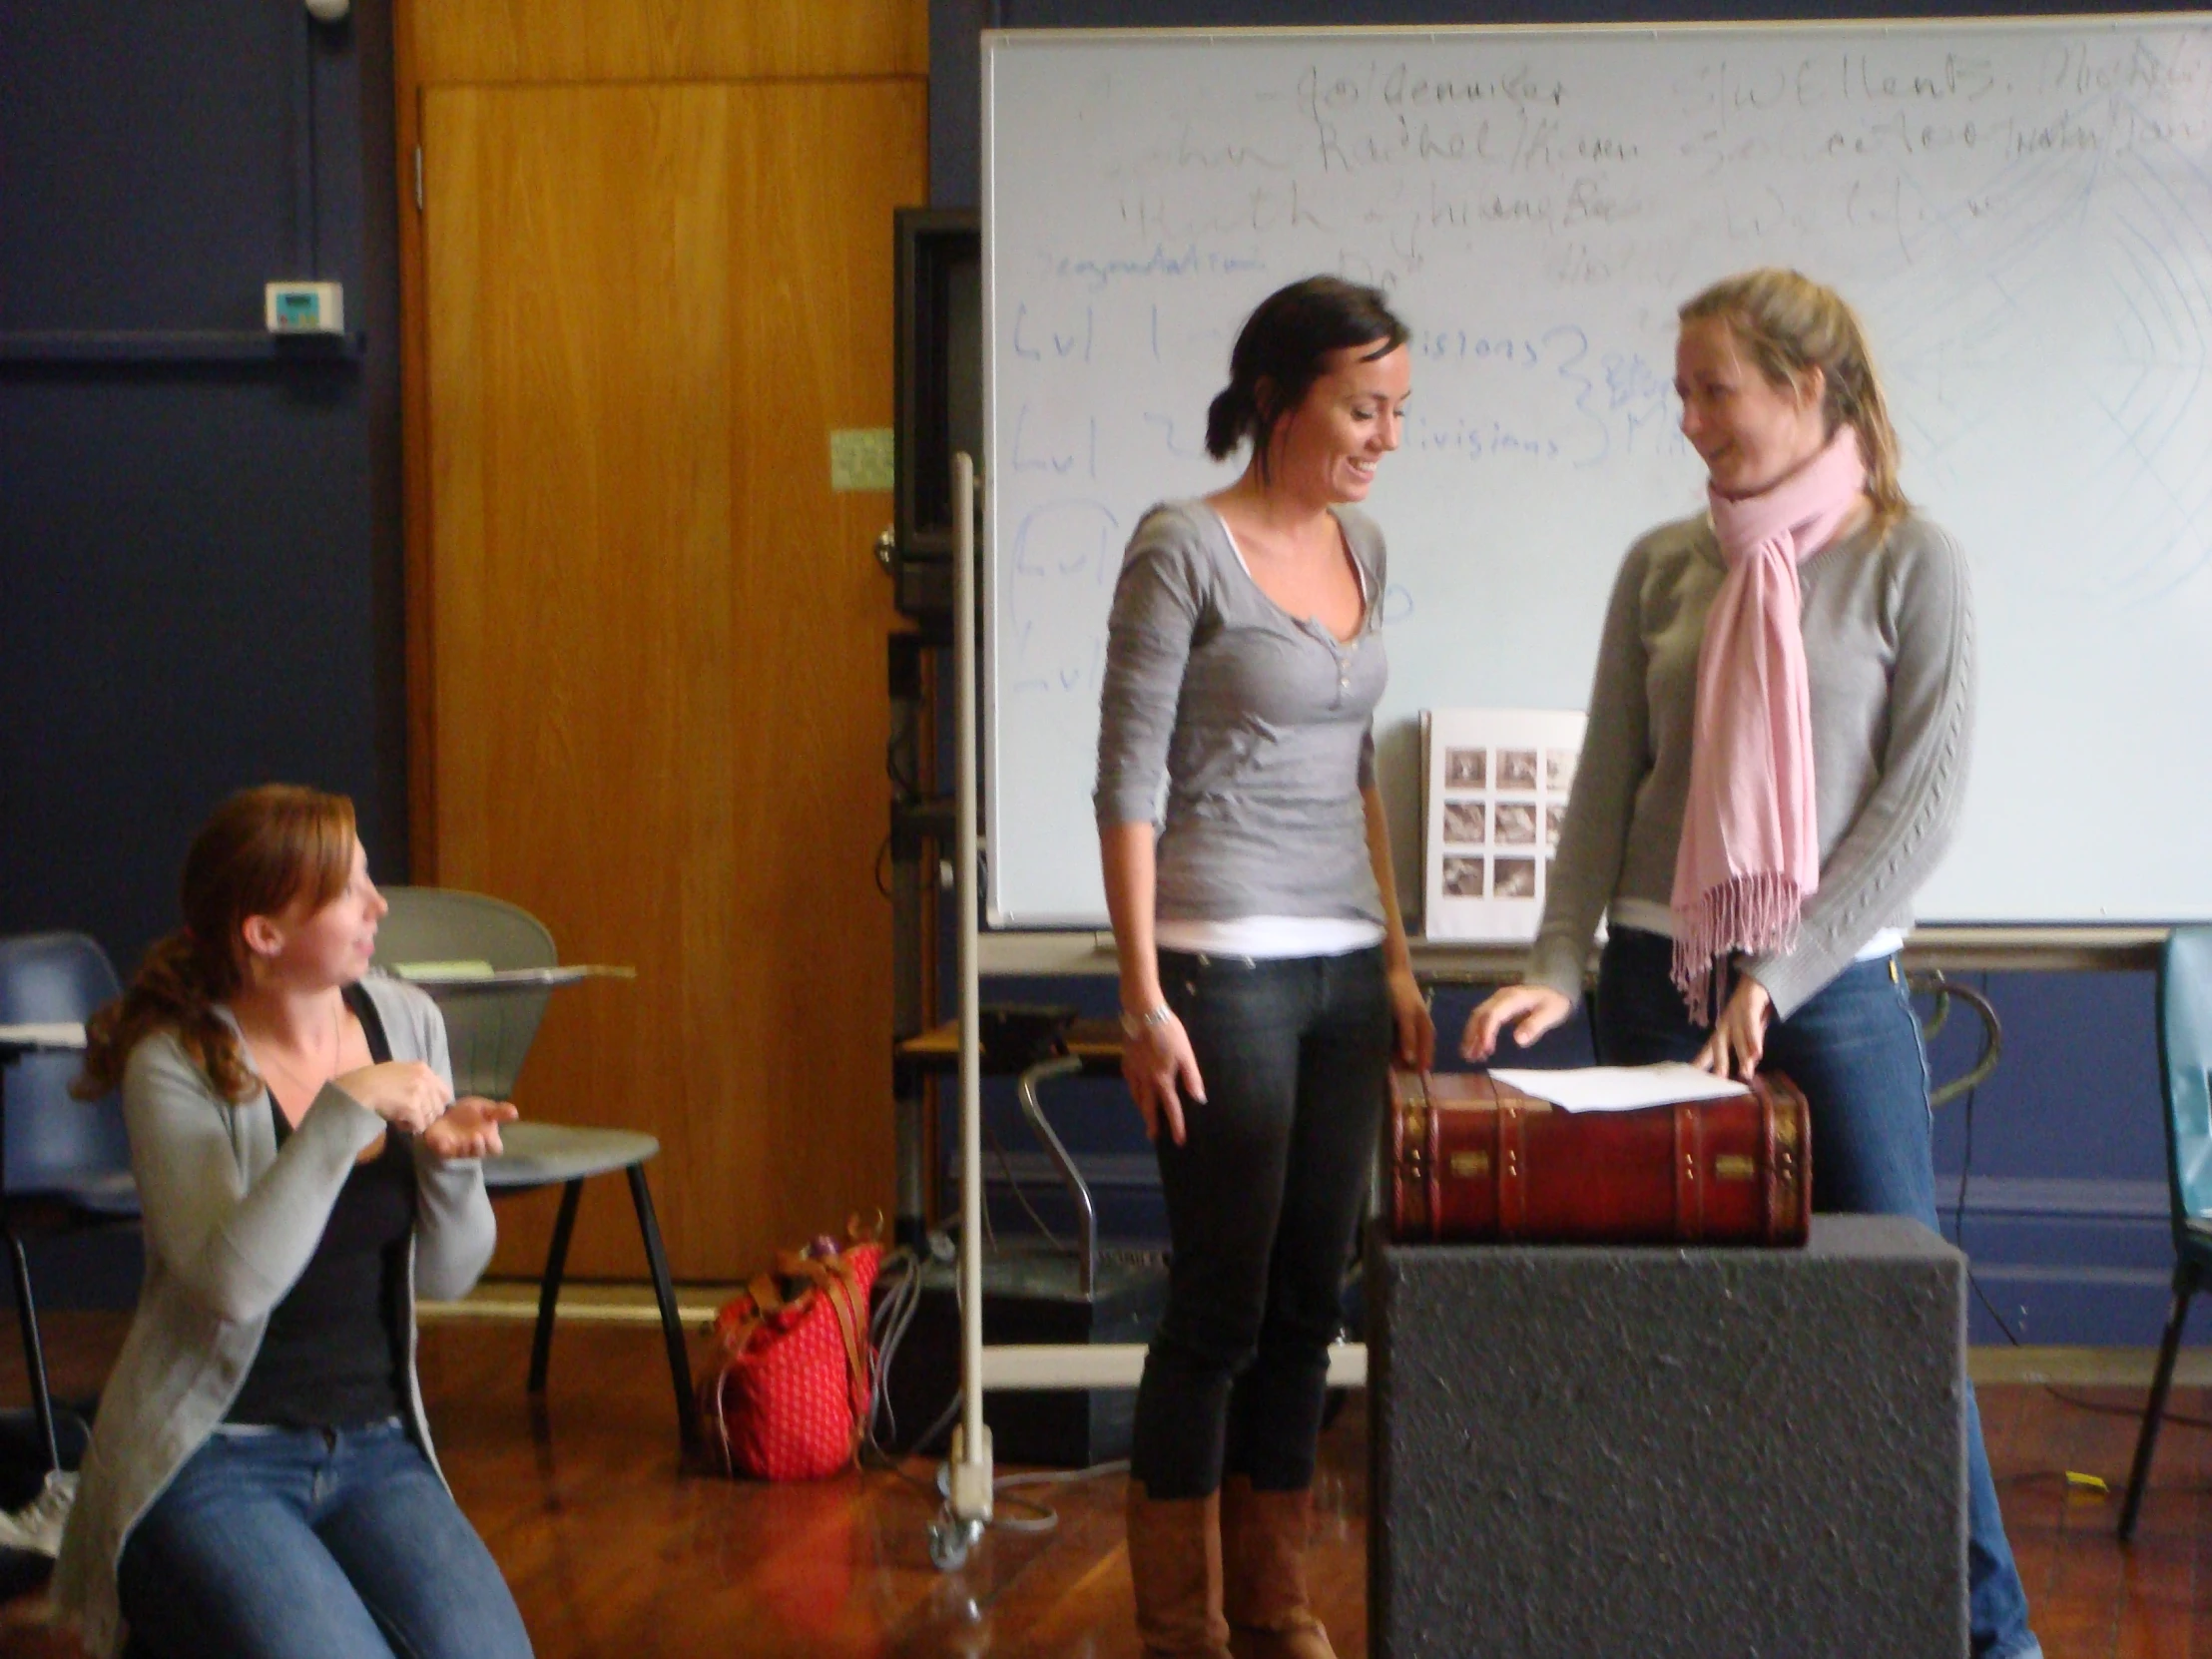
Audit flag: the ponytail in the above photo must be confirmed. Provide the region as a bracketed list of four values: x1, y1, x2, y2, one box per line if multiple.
[78, 929, 253, 1102]
[1205, 383, 1258, 462]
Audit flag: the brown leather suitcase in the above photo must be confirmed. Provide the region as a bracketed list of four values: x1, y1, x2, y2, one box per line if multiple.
[1388, 1069, 1811, 1246]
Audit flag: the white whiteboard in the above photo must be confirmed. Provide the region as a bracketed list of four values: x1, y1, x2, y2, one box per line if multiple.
[982, 19, 2212, 927]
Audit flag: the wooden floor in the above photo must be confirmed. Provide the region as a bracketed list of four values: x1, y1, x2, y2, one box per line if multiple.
[4, 1312, 2212, 1656]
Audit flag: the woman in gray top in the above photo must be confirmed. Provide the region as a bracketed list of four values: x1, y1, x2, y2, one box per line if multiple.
[53, 785, 531, 1659]
[1461, 270, 2038, 1659]
[1098, 276, 1431, 1659]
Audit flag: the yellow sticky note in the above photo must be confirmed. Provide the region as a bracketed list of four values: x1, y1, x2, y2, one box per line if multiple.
[830, 428, 894, 493]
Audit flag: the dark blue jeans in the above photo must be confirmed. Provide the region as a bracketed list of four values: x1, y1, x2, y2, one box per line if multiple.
[1596, 927, 2038, 1659]
[118, 1418, 533, 1659]
[1131, 946, 1392, 1499]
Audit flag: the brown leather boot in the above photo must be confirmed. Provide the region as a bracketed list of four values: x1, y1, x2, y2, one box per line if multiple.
[1220, 1475, 1336, 1659]
[1126, 1480, 1232, 1657]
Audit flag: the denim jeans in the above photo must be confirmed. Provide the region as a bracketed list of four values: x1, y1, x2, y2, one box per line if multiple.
[1130, 946, 1392, 1499]
[1596, 927, 2038, 1659]
[118, 1418, 533, 1659]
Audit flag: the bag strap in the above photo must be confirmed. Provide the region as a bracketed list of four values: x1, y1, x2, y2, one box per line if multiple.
[698, 1351, 741, 1476]
[819, 1257, 871, 1441]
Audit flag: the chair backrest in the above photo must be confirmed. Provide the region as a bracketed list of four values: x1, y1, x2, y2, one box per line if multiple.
[373, 887, 557, 1099]
[2158, 926, 2212, 1246]
[374, 887, 557, 973]
[0, 932, 130, 1196]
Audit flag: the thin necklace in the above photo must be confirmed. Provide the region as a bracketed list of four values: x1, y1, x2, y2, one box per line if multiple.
[252, 1000, 342, 1106]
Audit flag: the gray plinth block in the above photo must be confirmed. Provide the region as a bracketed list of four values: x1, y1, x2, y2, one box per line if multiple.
[1371, 1214, 1966, 1659]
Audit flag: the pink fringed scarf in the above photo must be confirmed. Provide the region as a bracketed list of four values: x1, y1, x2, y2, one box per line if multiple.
[1670, 426, 1869, 1022]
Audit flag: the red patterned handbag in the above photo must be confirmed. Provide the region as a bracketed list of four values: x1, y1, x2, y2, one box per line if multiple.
[698, 1234, 883, 1480]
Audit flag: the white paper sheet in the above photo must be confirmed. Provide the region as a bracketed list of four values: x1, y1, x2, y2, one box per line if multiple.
[0, 1022, 88, 1052]
[1486, 1063, 1746, 1113]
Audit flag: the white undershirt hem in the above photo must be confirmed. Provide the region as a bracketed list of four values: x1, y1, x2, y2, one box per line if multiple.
[1155, 915, 1386, 958]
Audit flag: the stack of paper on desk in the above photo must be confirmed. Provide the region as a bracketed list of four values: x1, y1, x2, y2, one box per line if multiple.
[1485, 1063, 1747, 1113]
[388, 961, 636, 988]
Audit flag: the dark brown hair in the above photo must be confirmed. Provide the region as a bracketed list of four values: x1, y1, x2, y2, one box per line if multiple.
[1206, 276, 1408, 481]
[78, 785, 358, 1103]
[1679, 268, 1909, 530]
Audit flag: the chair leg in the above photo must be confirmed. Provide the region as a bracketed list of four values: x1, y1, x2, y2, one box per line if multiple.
[625, 1163, 701, 1455]
[5, 1230, 59, 1474]
[2120, 1259, 2200, 1542]
[528, 1180, 586, 1396]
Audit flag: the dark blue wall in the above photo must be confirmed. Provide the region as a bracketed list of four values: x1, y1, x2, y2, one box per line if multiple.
[936, 0, 2202, 1349]
[0, 0, 408, 977]
[0, 1, 404, 1316]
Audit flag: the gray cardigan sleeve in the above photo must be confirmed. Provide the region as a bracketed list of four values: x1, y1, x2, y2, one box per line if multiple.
[1744, 526, 1975, 1017]
[124, 1036, 385, 1326]
[1525, 539, 1655, 1004]
[124, 981, 498, 1322]
[396, 994, 498, 1302]
[1094, 508, 1207, 830]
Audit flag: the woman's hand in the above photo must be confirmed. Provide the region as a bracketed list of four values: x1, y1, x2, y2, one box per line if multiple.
[1122, 1013, 1206, 1147]
[333, 1061, 452, 1134]
[423, 1096, 519, 1160]
[1387, 964, 1435, 1072]
[1695, 976, 1773, 1081]
[1460, 985, 1572, 1062]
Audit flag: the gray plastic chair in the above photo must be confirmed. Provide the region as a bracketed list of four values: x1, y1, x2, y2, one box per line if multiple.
[373, 888, 697, 1453]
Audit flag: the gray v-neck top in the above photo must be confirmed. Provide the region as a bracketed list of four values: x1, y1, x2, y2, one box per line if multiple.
[1094, 499, 1388, 925]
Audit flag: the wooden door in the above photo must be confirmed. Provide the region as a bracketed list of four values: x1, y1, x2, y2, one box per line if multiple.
[419, 80, 924, 1280]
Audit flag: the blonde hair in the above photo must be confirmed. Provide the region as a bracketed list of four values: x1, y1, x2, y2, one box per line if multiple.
[1680, 269, 1909, 531]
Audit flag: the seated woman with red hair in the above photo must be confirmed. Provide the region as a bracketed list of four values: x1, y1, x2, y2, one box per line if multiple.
[53, 784, 532, 1659]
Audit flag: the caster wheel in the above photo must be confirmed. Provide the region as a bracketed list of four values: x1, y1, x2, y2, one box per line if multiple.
[927, 1509, 983, 1571]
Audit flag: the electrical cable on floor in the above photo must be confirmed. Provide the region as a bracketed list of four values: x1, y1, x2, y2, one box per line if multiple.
[857, 1232, 1130, 1544]
[1941, 974, 2212, 1434]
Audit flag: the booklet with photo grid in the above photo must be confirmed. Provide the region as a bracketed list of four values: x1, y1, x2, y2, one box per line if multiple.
[1420, 707, 1587, 943]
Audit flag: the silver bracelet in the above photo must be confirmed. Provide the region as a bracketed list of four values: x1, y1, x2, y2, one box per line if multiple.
[1119, 1002, 1172, 1039]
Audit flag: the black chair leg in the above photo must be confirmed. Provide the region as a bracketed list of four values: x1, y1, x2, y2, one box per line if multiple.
[5, 1230, 59, 1474]
[527, 1180, 586, 1395]
[625, 1163, 700, 1455]
[2120, 1259, 2200, 1542]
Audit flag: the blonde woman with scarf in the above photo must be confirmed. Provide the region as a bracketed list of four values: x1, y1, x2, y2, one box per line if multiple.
[1460, 269, 2038, 1659]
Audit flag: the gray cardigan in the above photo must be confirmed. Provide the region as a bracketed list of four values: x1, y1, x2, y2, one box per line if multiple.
[1093, 499, 1390, 925]
[1527, 510, 1974, 1018]
[51, 973, 497, 1659]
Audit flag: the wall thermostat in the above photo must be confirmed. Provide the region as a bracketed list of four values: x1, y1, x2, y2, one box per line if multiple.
[265, 281, 345, 334]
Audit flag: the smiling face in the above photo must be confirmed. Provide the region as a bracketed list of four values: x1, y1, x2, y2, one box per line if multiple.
[247, 836, 385, 990]
[1267, 340, 1411, 505]
[1674, 315, 1830, 499]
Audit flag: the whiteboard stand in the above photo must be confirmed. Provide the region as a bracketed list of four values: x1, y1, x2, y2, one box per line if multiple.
[932, 451, 994, 1573]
